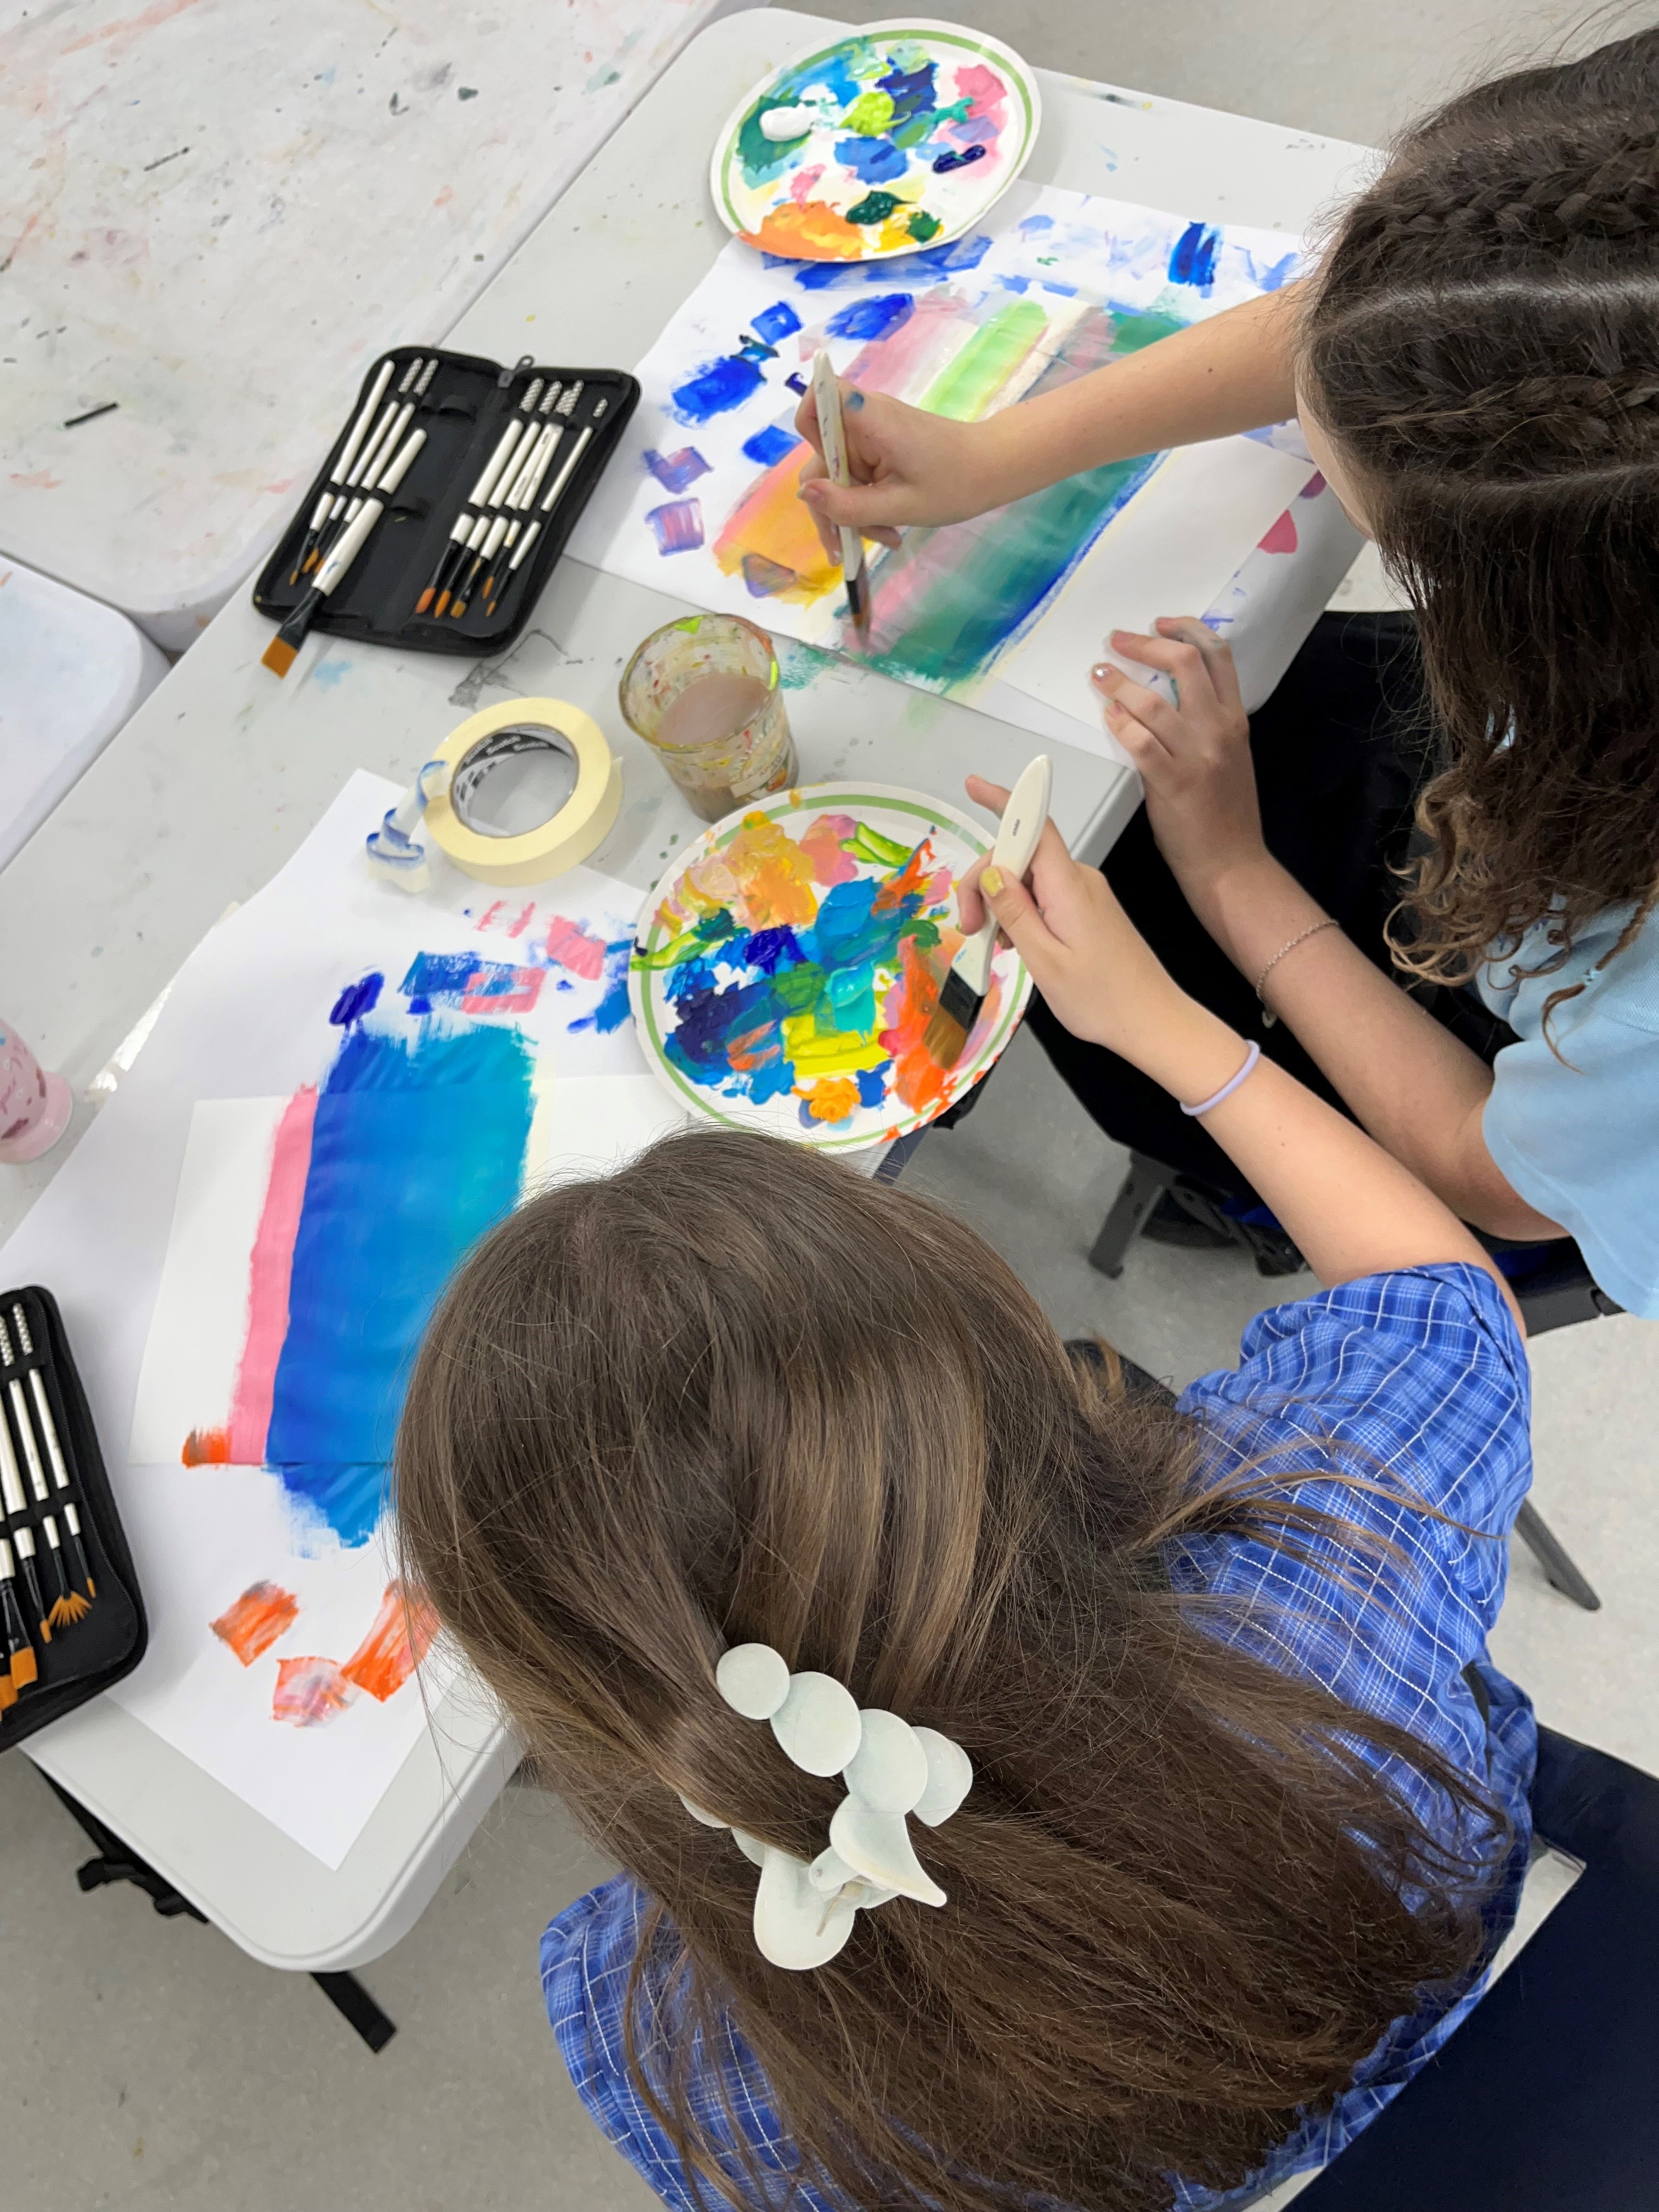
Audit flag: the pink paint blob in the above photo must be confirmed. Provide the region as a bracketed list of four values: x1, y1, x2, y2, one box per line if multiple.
[0, 1015, 72, 1164]
[273, 1655, 356, 1727]
[789, 163, 826, 208]
[225, 1086, 318, 1463]
[544, 914, 608, 981]
[955, 62, 1009, 126]
[1257, 509, 1299, 555]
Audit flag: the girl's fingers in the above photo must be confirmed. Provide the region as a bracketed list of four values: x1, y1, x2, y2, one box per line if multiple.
[1097, 698, 1170, 775]
[964, 772, 1011, 814]
[1090, 663, 1183, 749]
[1155, 616, 1243, 711]
[793, 388, 823, 453]
[978, 856, 1064, 985]
[1107, 627, 1224, 716]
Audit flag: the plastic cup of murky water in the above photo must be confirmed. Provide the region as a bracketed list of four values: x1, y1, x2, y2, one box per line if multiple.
[618, 613, 798, 822]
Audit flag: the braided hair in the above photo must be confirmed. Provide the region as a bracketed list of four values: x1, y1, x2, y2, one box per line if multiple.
[1302, 29, 1659, 1015]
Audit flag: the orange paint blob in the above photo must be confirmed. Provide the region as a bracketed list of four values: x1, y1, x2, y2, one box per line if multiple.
[879, 938, 950, 1116]
[873, 834, 938, 915]
[712, 443, 840, 607]
[211, 1579, 299, 1666]
[182, 1426, 232, 1465]
[720, 813, 820, 930]
[799, 1074, 862, 1124]
[744, 200, 869, 260]
[341, 1581, 441, 1703]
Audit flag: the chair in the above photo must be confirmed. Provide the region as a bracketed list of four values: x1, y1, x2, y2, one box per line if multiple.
[1088, 1154, 1613, 1612]
[1291, 1725, 1659, 2209]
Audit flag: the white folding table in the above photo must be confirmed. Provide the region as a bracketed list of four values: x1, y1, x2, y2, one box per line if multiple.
[0, 9, 1370, 1972]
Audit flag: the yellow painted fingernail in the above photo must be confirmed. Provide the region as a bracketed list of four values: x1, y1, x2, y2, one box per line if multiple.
[981, 866, 1005, 897]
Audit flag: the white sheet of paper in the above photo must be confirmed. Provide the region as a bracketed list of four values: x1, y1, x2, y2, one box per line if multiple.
[0, 772, 651, 1867]
[525, 1072, 693, 1190]
[997, 438, 1318, 727]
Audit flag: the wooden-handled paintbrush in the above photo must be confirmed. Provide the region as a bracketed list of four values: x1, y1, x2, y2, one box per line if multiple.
[923, 755, 1053, 1071]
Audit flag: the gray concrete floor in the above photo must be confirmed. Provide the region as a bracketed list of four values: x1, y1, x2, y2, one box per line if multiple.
[10, 5, 1659, 2206]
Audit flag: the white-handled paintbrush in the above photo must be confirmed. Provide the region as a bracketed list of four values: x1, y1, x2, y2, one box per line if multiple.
[263, 425, 426, 675]
[288, 357, 396, 580]
[811, 350, 869, 631]
[923, 755, 1053, 1070]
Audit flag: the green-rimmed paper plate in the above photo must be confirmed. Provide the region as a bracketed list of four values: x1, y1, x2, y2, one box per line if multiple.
[629, 781, 1031, 1150]
[710, 20, 1042, 263]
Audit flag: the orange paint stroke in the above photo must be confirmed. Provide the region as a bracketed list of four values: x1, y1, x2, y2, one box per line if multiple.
[873, 836, 938, 915]
[341, 1581, 441, 1702]
[744, 200, 868, 261]
[712, 444, 840, 608]
[880, 938, 950, 1116]
[273, 1656, 356, 1727]
[211, 1580, 298, 1667]
[9, 470, 62, 492]
[182, 1426, 232, 1465]
[64, 0, 204, 55]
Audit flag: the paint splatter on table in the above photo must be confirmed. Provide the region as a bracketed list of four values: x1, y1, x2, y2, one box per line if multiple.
[630, 784, 1029, 1151]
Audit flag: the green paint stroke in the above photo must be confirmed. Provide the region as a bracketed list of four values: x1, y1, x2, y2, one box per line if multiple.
[920, 298, 1051, 421]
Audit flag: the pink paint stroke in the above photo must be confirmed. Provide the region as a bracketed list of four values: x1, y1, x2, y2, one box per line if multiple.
[461, 964, 543, 1015]
[227, 1086, 318, 1463]
[1257, 509, 1298, 555]
[544, 915, 608, 981]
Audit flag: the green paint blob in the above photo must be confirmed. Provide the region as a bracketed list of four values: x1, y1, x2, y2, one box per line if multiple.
[906, 210, 942, 242]
[845, 189, 901, 225]
[843, 88, 895, 134]
[737, 101, 808, 185]
[919, 298, 1051, 420]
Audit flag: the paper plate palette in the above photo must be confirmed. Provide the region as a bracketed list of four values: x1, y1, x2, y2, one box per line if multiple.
[710, 20, 1042, 263]
[630, 782, 1031, 1150]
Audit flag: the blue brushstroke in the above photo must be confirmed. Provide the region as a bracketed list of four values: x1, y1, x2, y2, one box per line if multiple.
[752, 300, 802, 344]
[785, 370, 809, 393]
[670, 354, 766, 425]
[644, 446, 710, 493]
[1019, 213, 1054, 233]
[329, 972, 383, 1026]
[932, 143, 986, 174]
[264, 1024, 533, 1545]
[836, 133, 907, 185]
[743, 424, 803, 467]
[398, 951, 525, 1014]
[826, 292, 915, 341]
[996, 274, 1030, 295]
[774, 47, 860, 108]
[1169, 221, 1220, 292]
[1248, 247, 1301, 294]
[569, 940, 633, 1035]
[855, 1065, 889, 1108]
[902, 230, 993, 276]
[877, 56, 936, 125]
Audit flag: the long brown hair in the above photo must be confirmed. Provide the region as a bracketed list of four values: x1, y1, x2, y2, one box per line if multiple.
[397, 1130, 1502, 2212]
[1302, 24, 1659, 1009]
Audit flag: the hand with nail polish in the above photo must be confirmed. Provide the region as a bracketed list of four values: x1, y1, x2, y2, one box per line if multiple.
[1091, 619, 1268, 918]
[793, 380, 1012, 560]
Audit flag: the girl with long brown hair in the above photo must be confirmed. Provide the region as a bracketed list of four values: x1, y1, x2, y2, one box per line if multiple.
[396, 871, 1534, 2210]
[800, 26, 1659, 1314]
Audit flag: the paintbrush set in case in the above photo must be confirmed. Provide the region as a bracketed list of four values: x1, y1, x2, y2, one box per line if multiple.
[253, 346, 640, 673]
[0, 1287, 145, 1745]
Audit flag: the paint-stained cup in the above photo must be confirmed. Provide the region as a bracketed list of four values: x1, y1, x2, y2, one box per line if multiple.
[0, 1015, 72, 1165]
[619, 614, 797, 822]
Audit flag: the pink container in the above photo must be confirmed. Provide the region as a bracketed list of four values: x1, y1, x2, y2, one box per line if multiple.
[0, 1017, 72, 1164]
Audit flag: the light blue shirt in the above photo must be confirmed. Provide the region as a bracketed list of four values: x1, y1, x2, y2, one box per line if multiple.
[1479, 902, 1659, 1316]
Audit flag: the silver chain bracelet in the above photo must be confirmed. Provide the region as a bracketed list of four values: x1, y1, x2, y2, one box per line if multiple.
[1253, 917, 1340, 1028]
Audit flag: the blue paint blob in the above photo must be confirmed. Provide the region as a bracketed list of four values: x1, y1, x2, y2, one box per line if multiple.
[752, 299, 802, 344]
[826, 291, 915, 341]
[785, 371, 809, 393]
[901, 230, 993, 276]
[264, 1023, 534, 1544]
[644, 446, 710, 493]
[932, 142, 986, 174]
[836, 133, 908, 185]
[329, 972, 383, 1026]
[742, 424, 803, 467]
[1169, 221, 1220, 291]
[877, 57, 937, 124]
[397, 951, 526, 1009]
[855, 1064, 889, 1108]
[670, 353, 765, 426]
[1019, 213, 1054, 233]
[570, 941, 634, 1035]
[646, 498, 706, 555]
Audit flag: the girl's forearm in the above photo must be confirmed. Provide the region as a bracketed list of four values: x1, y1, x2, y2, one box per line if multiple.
[1195, 857, 1564, 1240]
[1134, 992, 1523, 1319]
[980, 286, 1304, 506]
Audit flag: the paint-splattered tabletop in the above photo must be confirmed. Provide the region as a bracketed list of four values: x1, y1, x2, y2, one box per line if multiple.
[0, 0, 729, 648]
[631, 782, 1030, 1148]
[712, 21, 1041, 259]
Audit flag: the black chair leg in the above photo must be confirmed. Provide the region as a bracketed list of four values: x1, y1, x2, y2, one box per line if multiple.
[1515, 1499, 1602, 1612]
[1088, 1154, 1173, 1278]
[312, 1970, 397, 2052]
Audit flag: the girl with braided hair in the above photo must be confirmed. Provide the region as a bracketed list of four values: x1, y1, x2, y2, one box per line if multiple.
[800, 29, 1659, 1313]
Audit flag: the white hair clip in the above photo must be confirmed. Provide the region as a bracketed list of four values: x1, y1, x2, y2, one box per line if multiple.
[680, 1643, 973, 1971]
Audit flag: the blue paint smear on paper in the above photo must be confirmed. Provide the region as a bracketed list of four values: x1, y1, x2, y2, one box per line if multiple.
[1248, 247, 1301, 294]
[743, 424, 803, 466]
[670, 353, 766, 425]
[645, 446, 710, 493]
[398, 951, 524, 1014]
[826, 292, 915, 341]
[1169, 221, 1220, 291]
[646, 499, 706, 554]
[569, 940, 633, 1035]
[329, 972, 383, 1026]
[264, 1024, 533, 1545]
[836, 133, 907, 185]
[752, 300, 802, 344]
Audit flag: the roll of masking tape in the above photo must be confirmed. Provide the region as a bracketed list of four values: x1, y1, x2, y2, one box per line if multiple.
[422, 698, 622, 886]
